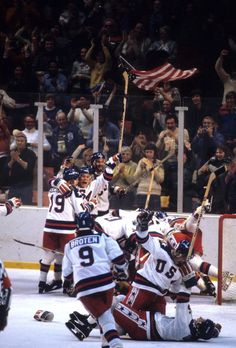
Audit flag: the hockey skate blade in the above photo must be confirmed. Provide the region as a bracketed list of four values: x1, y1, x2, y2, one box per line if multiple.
[65, 320, 86, 341]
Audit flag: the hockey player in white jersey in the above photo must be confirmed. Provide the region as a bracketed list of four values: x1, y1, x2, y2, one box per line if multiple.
[113, 292, 221, 341]
[38, 167, 97, 294]
[0, 197, 21, 331]
[63, 212, 128, 348]
[123, 210, 197, 315]
[54, 152, 123, 217]
[89, 152, 123, 216]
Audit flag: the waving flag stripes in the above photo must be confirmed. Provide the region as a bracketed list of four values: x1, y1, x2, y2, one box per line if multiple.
[130, 63, 198, 91]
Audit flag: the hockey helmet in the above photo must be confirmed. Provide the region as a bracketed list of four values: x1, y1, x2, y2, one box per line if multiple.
[76, 212, 94, 231]
[91, 152, 105, 166]
[79, 166, 92, 176]
[63, 167, 79, 181]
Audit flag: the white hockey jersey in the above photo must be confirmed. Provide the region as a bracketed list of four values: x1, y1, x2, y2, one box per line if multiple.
[44, 187, 88, 234]
[62, 230, 126, 298]
[133, 231, 185, 295]
[154, 302, 193, 340]
[0, 205, 7, 216]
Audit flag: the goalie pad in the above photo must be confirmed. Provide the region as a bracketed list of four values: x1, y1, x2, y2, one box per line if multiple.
[222, 271, 235, 291]
[34, 309, 54, 322]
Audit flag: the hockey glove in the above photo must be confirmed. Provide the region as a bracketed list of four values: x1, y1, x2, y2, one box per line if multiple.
[54, 178, 72, 197]
[179, 262, 197, 288]
[136, 209, 154, 232]
[7, 197, 22, 208]
[106, 153, 122, 169]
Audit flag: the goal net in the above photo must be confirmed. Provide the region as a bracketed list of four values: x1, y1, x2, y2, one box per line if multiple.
[217, 214, 236, 305]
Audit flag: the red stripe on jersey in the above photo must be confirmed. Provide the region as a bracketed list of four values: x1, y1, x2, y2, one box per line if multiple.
[76, 272, 113, 293]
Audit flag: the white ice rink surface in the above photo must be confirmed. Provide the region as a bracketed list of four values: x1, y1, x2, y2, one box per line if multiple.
[1, 268, 236, 348]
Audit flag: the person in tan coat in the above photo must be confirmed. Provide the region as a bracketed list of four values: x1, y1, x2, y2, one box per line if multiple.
[133, 142, 164, 210]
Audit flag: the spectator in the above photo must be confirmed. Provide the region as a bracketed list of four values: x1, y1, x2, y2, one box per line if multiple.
[191, 116, 225, 169]
[73, 146, 93, 168]
[133, 142, 164, 210]
[10, 114, 51, 161]
[215, 49, 236, 103]
[32, 35, 65, 74]
[195, 145, 231, 213]
[185, 89, 215, 140]
[43, 94, 62, 130]
[148, 25, 178, 64]
[218, 91, 236, 153]
[50, 111, 85, 174]
[92, 70, 123, 123]
[117, 22, 151, 68]
[86, 112, 120, 157]
[130, 129, 148, 163]
[156, 114, 190, 211]
[37, 60, 68, 93]
[69, 47, 91, 93]
[225, 157, 236, 213]
[0, 115, 10, 187]
[218, 90, 236, 117]
[5, 132, 37, 205]
[85, 37, 112, 89]
[110, 146, 137, 209]
[153, 99, 175, 134]
[67, 95, 94, 140]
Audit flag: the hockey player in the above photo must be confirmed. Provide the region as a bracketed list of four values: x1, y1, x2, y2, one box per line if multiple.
[38, 167, 96, 294]
[63, 212, 128, 348]
[0, 197, 21, 331]
[89, 152, 124, 216]
[113, 294, 221, 341]
[54, 152, 123, 217]
[123, 210, 197, 315]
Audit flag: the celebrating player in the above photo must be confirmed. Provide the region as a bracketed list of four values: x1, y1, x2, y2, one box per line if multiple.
[63, 212, 128, 348]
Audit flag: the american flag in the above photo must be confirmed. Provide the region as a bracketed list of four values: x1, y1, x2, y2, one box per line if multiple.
[129, 63, 198, 91]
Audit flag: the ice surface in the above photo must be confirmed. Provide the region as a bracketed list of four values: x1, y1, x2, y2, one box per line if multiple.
[1, 268, 236, 348]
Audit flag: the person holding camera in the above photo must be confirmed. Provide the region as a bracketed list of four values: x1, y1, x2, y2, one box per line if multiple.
[191, 116, 225, 170]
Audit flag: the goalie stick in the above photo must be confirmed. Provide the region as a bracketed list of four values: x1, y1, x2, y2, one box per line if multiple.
[13, 238, 64, 255]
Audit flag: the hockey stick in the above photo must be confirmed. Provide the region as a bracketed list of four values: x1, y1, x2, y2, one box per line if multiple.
[118, 70, 129, 153]
[187, 165, 227, 260]
[145, 169, 155, 209]
[13, 239, 64, 255]
[144, 152, 173, 209]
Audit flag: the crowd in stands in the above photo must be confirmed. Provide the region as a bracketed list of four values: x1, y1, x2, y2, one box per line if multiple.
[0, 0, 236, 213]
